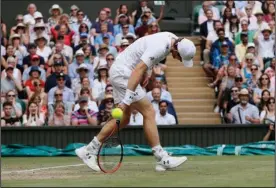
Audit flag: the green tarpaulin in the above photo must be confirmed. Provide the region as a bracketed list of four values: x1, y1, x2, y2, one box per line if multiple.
[1, 141, 275, 157]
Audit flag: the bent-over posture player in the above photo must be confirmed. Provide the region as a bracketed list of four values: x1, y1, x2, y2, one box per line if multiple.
[76, 32, 196, 172]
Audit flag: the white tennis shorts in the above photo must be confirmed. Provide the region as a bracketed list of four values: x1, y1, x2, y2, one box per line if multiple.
[109, 64, 146, 104]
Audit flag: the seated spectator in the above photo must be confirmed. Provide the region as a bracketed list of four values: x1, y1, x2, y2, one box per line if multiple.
[240, 5, 258, 31]
[48, 89, 73, 116]
[155, 101, 176, 126]
[30, 23, 50, 44]
[114, 14, 135, 36]
[262, 0, 274, 14]
[98, 8, 114, 24]
[93, 65, 109, 102]
[47, 47, 69, 76]
[71, 96, 98, 126]
[135, 7, 163, 29]
[74, 33, 97, 56]
[51, 36, 73, 62]
[97, 94, 114, 125]
[23, 3, 37, 29]
[240, 53, 254, 87]
[29, 93, 47, 117]
[114, 4, 135, 25]
[240, 1, 262, 17]
[10, 14, 24, 35]
[235, 32, 249, 63]
[12, 23, 29, 46]
[228, 14, 240, 41]
[106, 54, 115, 69]
[69, 10, 91, 34]
[132, 0, 154, 24]
[45, 61, 71, 93]
[115, 23, 132, 47]
[69, 5, 90, 25]
[147, 77, 172, 102]
[229, 88, 260, 124]
[235, 19, 255, 45]
[74, 88, 98, 112]
[253, 73, 274, 105]
[125, 33, 136, 44]
[23, 54, 46, 82]
[223, 86, 240, 123]
[246, 64, 261, 95]
[48, 73, 74, 105]
[101, 35, 118, 57]
[22, 101, 45, 126]
[91, 10, 114, 37]
[263, 122, 275, 141]
[35, 34, 52, 62]
[129, 110, 143, 126]
[68, 50, 94, 80]
[33, 12, 50, 35]
[268, 20, 275, 37]
[145, 22, 160, 36]
[1, 90, 23, 119]
[51, 24, 75, 46]
[24, 66, 45, 98]
[95, 83, 113, 105]
[260, 97, 275, 123]
[1, 57, 22, 81]
[48, 4, 63, 28]
[23, 43, 45, 70]
[263, 3, 275, 23]
[241, 43, 264, 71]
[48, 102, 71, 126]
[95, 23, 115, 50]
[254, 11, 269, 35]
[264, 57, 275, 85]
[117, 39, 129, 54]
[1, 65, 23, 97]
[1, 101, 21, 127]
[198, 1, 220, 25]
[258, 89, 271, 112]
[10, 34, 28, 67]
[135, 14, 149, 38]
[221, 0, 240, 17]
[73, 23, 94, 47]
[93, 45, 109, 72]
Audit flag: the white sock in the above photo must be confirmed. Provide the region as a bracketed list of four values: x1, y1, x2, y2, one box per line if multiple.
[86, 136, 101, 154]
[152, 145, 168, 161]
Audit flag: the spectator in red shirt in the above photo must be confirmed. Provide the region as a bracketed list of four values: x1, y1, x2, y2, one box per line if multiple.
[135, 14, 149, 38]
[51, 23, 74, 46]
[24, 66, 45, 98]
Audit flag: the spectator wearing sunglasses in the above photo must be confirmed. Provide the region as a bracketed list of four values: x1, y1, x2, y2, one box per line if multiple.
[115, 23, 132, 47]
[106, 54, 115, 69]
[246, 64, 261, 95]
[30, 23, 50, 44]
[1, 90, 23, 120]
[135, 14, 149, 38]
[73, 23, 95, 47]
[70, 10, 91, 35]
[48, 89, 73, 117]
[113, 14, 135, 36]
[253, 73, 274, 105]
[118, 39, 129, 53]
[69, 5, 90, 25]
[223, 87, 240, 123]
[48, 4, 63, 28]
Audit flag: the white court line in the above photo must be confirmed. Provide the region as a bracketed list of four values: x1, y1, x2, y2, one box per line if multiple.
[2, 161, 152, 175]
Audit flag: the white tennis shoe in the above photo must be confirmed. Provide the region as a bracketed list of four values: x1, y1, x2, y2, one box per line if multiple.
[155, 156, 188, 172]
[75, 146, 101, 172]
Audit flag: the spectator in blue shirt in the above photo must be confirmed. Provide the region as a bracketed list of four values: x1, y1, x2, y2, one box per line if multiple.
[94, 24, 115, 49]
[91, 10, 114, 37]
[113, 14, 135, 36]
[70, 10, 92, 34]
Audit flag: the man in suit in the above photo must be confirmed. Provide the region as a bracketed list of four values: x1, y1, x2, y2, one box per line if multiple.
[200, 9, 215, 65]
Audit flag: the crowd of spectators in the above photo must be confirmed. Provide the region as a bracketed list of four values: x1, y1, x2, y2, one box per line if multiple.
[1, 1, 178, 127]
[199, 0, 275, 128]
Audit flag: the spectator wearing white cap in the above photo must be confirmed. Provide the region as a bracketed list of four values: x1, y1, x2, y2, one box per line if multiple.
[48, 4, 63, 28]
[23, 3, 37, 27]
[10, 14, 24, 35]
[69, 50, 94, 80]
[12, 23, 29, 46]
[113, 14, 135, 36]
[118, 39, 129, 53]
[115, 23, 132, 47]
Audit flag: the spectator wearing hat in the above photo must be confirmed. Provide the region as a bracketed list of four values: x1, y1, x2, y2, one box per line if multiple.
[1, 101, 21, 127]
[12, 23, 29, 46]
[30, 23, 50, 44]
[1, 65, 23, 97]
[74, 88, 99, 113]
[254, 26, 275, 65]
[22, 54, 46, 83]
[69, 50, 94, 80]
[23, 3, 37, 27]
[69, 10, 91, 35]
[106, 54, 115, 69]
[93, 44, 109, 72]
[254, 11, 269, 34]
[1, 57, 22, 82]
[35, 34, 52, 62]
[74, 32, 96, 56]
[155, 100, 176, 126]
[102, 34, 118, 57]
[23, 43, 45, 70]
[235, 32, 249, 62]
[125, 33, 137, 44]
[24, 66, 45, 97]
[48, 102, 71, 126]
[10, 14, 24, 35]
[132, 0, 155, 25]
[71, 96, 98, 126]
[235, 19, 255, 45]
[10, 34, 28, 67]
[263, 3, 275, 23]
[97, 94, 114, 125]
[94, 23, 115, 50]
[73, 23, 95, 47]
[69, 5, 90, 25]
[48, 73, 74, 105]
[229, 88, 260, 124]
[222, 75, 244, 104]
[48, 4, 63, 28]
[114, 4, 135, 25]
[91, 10, 114, 37]
[242, 42, 264, 71]
[115, 23, 132, 47]
[135, 14, 149, 38]
[114, 14, 135, 36]
[93, 65, 109, 102]
[118, 39, 129, 53]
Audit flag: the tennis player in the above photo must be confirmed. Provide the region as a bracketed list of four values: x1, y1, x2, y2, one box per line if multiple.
[76, 32, 196, 172]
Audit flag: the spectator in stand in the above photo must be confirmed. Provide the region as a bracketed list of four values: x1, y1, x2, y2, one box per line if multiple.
[222, 7, 233, 33]
[12, 23, 29, 46]
[147, 77, 172, 102]
[23, 54, 46, 82]
[22, 101, 45, 127]
[200, 9, 214, 64]
[240, 5, 258, 31]
[35, 34, 52, 63]
[24, 66, 45, 98]
[223, 86, 240, 123]
[135, 6, 164, 29]
[145, 22, 160, 36]
[71, 96, 98, 126]
[254, 11, 269, 35]
[29, 92, 47, 117]
[2, 45, 22, 72]
[222, 75, 244, 104]
[263, 3, 275, 23]
[114, 4, 135, 25]
[260, 97, 275, 123]
[69, 10, 91, 34]
[73, 23, 94, 47]
[241, 53, 255, 88]
[129, 110, 143, 126]
[235, 32, 249, 62]
[155, 101, 176, 126]
[48, 89, 73, 116]
[97, 94, 114, 125]
[101, 35, 118, 57]
[23, 3, 37, 29]
[257, 89, 271, 112]
[93, 65, 109, 102]
[48, 102, 71, 126]
[10, 14, 24, 36]
[262, 0, 275, 15]
[221, 0, 240, 17]
[100, 8, 114, 24]
[132, 0, 154, 25]
[246, 64, 261, 95]
[106, 54, 115, 69]
[10, 34, 28, 67]
[235, 19, 255, 44]
[118, 39, 129, 54]
[264, 57, 275, 81]
[240, 1, 262, 16]
[1, 66, 23, 97]
[228, 14, 240, 40]
[94, 23, 115, 50]
[51, 36, 73, 62]
[68, 50, 94, 80]
[1, 101, 21, 127]
[263, 121, 275, 141]
[268, 20, 275, 35]
[48, 4, 63, 28]
[114, 14, 135, 36]
[93, 45, 109, 72]
[82, 45, 96, 64]
[229, 88, 260, 124]
[115, 23, 132, 47]
[45, 58, 71, 93]
[74, 33, 96, 55]
[30, 23, 50, 44]
[254, 26, 274, 66]
[135, 14, 149, 38]
[253, 73, 274, 105]
[1, 90, 23, 119]
[74, 88, 98, 113]
[48, 73, 74, 105]
[23, 43, 45, 70]
[242, 43, 264, 71]
[198, 1, 220, 25]
[51, 24, 75, 46]
[69, 5, 88, 24]
[91, 10, 114, 37]
[1, 57, 22, 82]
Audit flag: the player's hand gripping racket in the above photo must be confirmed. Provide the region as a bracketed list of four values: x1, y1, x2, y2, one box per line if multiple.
[97, 119, 123, 173]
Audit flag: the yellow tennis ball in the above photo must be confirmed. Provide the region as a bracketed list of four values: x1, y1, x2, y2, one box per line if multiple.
[111, 108, 123, 120]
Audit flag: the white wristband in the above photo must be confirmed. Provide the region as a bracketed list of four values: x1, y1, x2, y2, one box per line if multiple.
[122, 89, 135, 105]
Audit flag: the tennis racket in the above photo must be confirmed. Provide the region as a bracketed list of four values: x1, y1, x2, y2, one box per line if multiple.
[97, 119, 124, 173]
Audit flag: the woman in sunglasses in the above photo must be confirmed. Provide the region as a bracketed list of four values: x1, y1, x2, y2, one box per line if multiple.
[253, 73, 274, 105]
[260, 97, 275, 123]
